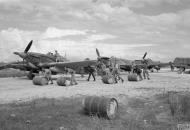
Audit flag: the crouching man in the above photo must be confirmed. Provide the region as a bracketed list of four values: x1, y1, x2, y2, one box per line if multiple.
[66, 68, 78, 85]
[42, 68, 53, 84]
[133, 66, 143, 81]
[111, 67, 124, 83]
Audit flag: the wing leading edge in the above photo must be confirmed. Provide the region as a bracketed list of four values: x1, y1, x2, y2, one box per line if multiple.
[40, 60, 97, 71]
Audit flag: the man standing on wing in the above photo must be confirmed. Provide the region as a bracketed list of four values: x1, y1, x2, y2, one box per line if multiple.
[66, 68, 78, 85]
[43, 68, 53, 84]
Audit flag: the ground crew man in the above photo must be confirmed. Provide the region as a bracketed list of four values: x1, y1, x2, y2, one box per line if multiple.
[67, 68, 78, 85]
[111, 67, 124, 83]
[169, 62, 174, 71]
[142, 59, 150, 80]
[171, 65, 174, 71]
[97, 62, 107, 76]
[39, 70, 43, 76]
[87, 65, 96, 81]
[43, 68, 53, 84]
[131, 61, 135, 73]
[133, 65, 143, 81]
[79, 67, 85, 78]
[54, 50, 60, 62]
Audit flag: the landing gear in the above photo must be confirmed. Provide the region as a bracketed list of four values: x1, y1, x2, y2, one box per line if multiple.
[150, 68, 154, 72]
[27, 71, 35, 80]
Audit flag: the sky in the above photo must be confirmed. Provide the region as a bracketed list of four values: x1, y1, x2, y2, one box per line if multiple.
[0, 0, 190, 62]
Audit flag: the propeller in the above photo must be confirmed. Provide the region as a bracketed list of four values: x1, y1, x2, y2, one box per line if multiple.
[96, 48, 100, 58]
[142, 52, 147, 59]
[24, 40, 33, 53]
[95, 48, 110, 61]
[95, 48, 111, 69]
[23, 40, 33, 65]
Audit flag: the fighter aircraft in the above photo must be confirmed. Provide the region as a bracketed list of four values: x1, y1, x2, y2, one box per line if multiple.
[119, 52, 168, 73]
[118, 52, 148, 73]
[0, 40, 111, 79]
[40, 48, 112, 75]
[133, 52, 169, 72]
[0, 40, 70, 79]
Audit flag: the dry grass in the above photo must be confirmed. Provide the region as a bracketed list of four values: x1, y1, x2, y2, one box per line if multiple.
[168, 91, 190, 122]
[0, 95, 179, 130]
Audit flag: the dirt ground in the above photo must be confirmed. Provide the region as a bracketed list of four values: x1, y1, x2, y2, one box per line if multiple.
[0, 68, 190, 104]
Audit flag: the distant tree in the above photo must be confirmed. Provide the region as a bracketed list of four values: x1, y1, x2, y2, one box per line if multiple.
[0, 62, 5, 65]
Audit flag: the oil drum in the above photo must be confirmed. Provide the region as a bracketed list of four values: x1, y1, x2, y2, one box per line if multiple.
[33, 76, 48, 86]
[57, 76, 71, 86]
[128, 73, 139, 81]
[102, 75, 115, 84]
[82, 96, 118, 119]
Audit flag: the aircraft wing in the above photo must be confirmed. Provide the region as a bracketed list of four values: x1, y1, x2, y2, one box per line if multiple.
[120, 64, 132, 71]
[40, 60, 97, 73]
[0, 62, 31, 71]
[149, 62, 170, 67]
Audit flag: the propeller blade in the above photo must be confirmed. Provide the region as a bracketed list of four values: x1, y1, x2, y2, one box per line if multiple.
[24, 40, 33, 53]
[142, 52, 147, 59]
[113, 57, 116, 67]
[96, 48, 100, 58]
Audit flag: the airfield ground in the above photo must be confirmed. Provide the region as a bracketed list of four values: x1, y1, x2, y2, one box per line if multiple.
[0, 69, 190, 130]
[0, 68, 190, 104]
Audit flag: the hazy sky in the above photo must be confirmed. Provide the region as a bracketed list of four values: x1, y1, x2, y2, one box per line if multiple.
[0, 0, 190, 62]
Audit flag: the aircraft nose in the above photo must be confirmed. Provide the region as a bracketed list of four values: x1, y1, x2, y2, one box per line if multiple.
[14, 52, 26, 58]
[14, 52, 19, 55]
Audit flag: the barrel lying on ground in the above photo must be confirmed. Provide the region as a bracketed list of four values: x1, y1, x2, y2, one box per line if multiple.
[128, 73, 139, 81]
[82, 96, 118, 119]
[57, 76, 71, 86]
[102, 75, 115, 84]
[33, 76, 48, 86]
